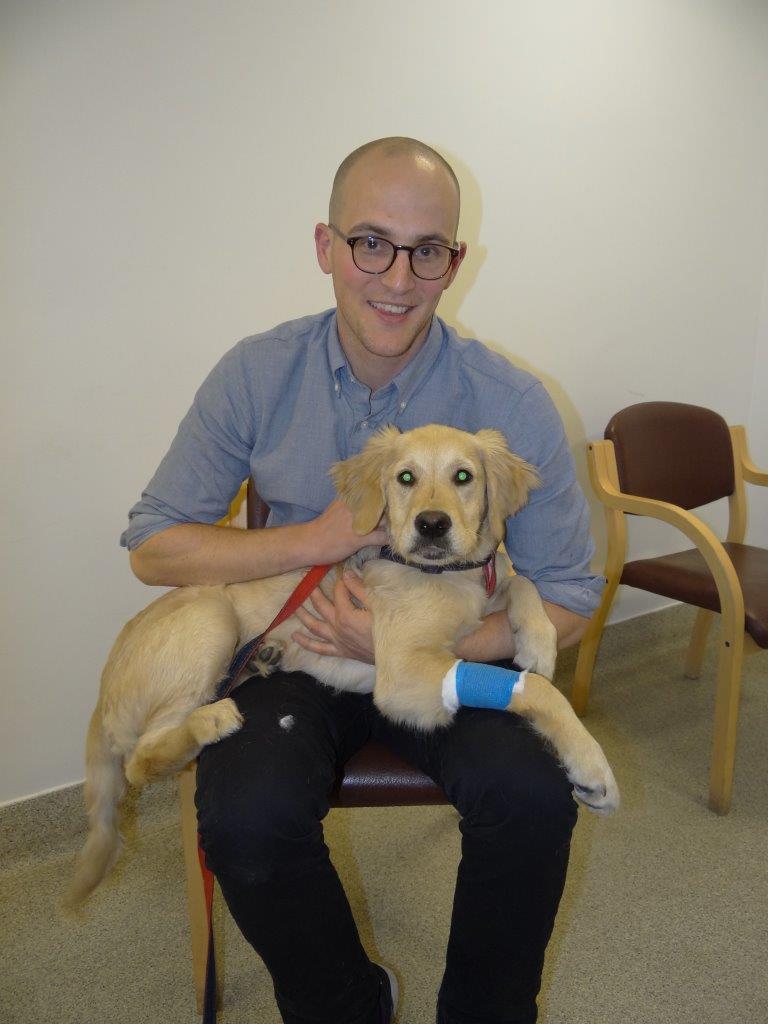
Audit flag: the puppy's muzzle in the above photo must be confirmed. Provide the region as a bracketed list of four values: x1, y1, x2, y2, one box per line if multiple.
[412, 510, 454, 559]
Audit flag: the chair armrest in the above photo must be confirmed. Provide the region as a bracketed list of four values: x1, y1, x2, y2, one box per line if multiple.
[588, 440, 745, 636]
[731, 426, 768, 487]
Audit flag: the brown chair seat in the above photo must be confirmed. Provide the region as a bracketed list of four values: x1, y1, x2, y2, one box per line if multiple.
[622, 542, 768, 648]
[331, 740, 445, 807]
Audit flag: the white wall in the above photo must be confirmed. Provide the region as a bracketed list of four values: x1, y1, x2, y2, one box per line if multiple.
[3, 0, 767, 804]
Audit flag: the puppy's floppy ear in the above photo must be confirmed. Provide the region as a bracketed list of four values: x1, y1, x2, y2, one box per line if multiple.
[330, 426, 400, 534]
[475, 429, 541, 541]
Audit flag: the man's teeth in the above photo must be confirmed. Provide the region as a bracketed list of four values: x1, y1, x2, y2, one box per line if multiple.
[370, 301, 409, 314]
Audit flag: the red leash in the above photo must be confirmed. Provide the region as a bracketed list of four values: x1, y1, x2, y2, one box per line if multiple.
[196, 563, 333, 1022]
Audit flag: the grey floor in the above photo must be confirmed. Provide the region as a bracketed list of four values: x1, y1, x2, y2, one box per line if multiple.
[2, 605, 767, 1024]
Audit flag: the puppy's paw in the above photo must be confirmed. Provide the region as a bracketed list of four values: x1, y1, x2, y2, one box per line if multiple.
[188, 698, 244, 747]
[566, 743, 620, 816]
[514, 622, 557, 680]
[247, 639, 285, 677]
[125, 754, 153, 789]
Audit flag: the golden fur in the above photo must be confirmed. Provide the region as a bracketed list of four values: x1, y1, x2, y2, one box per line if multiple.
[68, 424, 618, 907]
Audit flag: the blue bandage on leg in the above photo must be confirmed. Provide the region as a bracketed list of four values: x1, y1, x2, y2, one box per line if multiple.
[442, 660, 526, 712]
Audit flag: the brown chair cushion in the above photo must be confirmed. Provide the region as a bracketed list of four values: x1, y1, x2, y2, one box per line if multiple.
[606, 402, 734, 510]
[331, 740, 446, 807]
[621, 542, 768, 648]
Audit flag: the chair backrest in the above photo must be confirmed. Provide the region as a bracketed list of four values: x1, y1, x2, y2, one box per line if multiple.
[605, 402, 734, 510]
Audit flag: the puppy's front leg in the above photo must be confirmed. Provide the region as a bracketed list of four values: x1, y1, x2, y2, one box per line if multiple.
[505, 574, 557, 680]
[511, 672, 619, 813]
[374, 644, 459, 732]
[445, 662, 619, 814]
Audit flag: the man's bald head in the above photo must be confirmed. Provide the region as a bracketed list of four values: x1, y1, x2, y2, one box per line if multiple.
[329, 137, 461, 237]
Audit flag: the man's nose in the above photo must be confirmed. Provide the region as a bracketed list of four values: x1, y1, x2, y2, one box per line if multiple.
[379, 250, 415, 290]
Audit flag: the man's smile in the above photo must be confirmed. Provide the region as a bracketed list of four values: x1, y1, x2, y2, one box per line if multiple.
[368, 300, 414, 321]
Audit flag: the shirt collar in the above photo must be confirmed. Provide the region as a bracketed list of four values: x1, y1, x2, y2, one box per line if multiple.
[327, 313, 444, 406]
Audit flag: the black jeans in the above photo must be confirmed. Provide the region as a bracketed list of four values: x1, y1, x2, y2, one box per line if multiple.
[196, 670, 578, 1024]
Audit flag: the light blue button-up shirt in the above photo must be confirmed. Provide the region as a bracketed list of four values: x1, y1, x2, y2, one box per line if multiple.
[121, 309, 604, 616]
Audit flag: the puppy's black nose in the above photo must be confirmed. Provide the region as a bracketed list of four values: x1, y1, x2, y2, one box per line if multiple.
[415, 510, 452, 539]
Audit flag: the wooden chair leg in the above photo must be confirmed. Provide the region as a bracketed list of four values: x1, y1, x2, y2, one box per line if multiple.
[571, 573, 620, 717]
[707, 632, 745, 815]
[178, 763, 218, 1014]
[684, 608, 715, 679]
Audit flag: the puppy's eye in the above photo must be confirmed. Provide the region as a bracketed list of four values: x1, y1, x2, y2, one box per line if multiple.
[397, 470, 416, 486]
[455, 469, 473, 485]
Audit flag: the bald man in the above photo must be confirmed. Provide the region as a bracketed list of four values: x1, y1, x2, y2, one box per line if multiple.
[123, 138, 604, 1024]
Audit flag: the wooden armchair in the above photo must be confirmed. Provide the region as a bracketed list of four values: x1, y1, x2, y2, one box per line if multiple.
[572, 402, 768, 814]
[179, 480, 446, 1013]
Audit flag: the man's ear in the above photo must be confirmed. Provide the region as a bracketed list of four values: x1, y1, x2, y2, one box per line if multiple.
[442, 240, 467, 291]
[474, 429, 540, 541]
[330, 426, 400, 534]
[315, 223, 333, 275]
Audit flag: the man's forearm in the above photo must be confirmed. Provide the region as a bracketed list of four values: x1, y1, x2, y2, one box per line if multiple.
[455, 603, 590, 664]
[128, 522, 322, 587]
[128, 499, 389, 587]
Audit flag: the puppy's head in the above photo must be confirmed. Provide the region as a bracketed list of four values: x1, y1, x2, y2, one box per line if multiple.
[331, 424, 539, 563]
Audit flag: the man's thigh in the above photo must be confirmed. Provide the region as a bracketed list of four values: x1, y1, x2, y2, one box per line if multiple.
[196, 672, 375, 875]
[371, 703, 574, 821]
[200, 670, 373, 790]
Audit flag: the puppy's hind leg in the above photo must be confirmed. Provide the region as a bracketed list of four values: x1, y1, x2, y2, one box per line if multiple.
[247, 638, 285, 677]
[125, 699, 243, 788]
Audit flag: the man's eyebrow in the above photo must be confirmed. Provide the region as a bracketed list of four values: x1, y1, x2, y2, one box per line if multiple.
[346, 222, 454, 245]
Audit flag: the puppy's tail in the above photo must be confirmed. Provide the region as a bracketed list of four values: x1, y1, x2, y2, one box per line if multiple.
[65, 709, 125, 909]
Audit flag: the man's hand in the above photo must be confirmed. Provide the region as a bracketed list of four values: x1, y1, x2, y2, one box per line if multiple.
[292, 571, 375, 664]
[303, 499, 388, 565]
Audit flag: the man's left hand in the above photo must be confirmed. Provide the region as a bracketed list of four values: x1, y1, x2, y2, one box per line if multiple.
[292, 571, 375, 664]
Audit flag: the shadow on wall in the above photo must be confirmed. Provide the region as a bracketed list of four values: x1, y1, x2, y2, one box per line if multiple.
[435, 145, 602, 571]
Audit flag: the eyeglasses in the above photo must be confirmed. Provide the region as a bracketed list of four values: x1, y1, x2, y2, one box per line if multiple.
[329, 224, 460, 281]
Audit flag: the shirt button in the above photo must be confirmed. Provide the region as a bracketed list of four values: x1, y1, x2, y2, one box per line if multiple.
[399, 401, 407, 411]
[361, 420, 369, 428]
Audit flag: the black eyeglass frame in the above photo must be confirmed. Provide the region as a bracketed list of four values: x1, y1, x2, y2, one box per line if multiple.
[328, 223, 460, 280]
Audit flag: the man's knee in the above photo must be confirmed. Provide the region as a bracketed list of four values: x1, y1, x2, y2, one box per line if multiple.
[195, 754, 332, 884]
[444, 711, 578, 838]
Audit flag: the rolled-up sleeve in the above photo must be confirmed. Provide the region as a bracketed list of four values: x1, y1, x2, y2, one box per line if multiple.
[121, 344, 256, 550]
[502, 383, 605, 618]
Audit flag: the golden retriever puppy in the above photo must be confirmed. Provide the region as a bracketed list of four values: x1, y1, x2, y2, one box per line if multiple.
[68, 424, 618, 907]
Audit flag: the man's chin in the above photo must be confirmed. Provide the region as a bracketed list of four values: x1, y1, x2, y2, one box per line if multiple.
[360, 316, 432, 359]
[336, 306, 434, 371]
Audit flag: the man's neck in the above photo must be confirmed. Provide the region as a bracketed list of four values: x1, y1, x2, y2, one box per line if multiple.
[343, 350, 415, 393]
